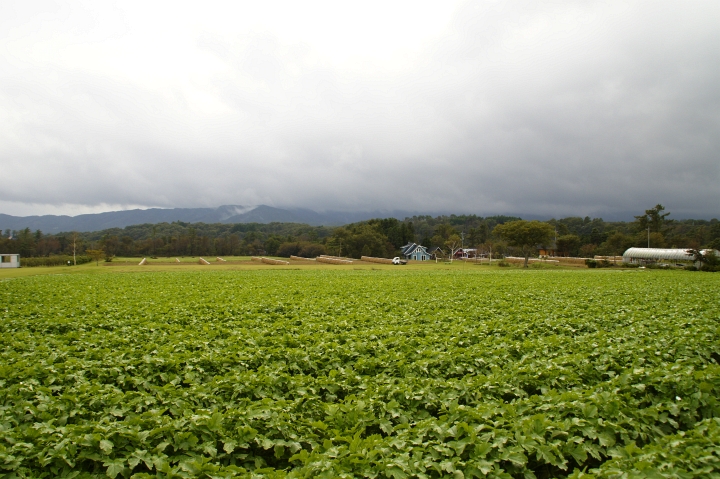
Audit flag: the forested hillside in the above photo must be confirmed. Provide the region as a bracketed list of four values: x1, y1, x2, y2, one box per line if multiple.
[1, 205, 718, 261]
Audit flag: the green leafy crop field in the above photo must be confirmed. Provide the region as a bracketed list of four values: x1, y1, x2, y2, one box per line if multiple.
[1, 269, 719, 478]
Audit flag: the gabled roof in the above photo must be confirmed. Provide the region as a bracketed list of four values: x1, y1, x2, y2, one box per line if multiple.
[405, 244, 422, 255]
[400, 242, 417, 254]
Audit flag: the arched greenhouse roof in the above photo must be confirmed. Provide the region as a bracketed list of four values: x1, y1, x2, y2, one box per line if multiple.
[622, 248, 695, 261]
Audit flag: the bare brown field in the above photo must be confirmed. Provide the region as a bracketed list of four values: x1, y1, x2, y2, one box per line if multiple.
[0, 255, 601, 280]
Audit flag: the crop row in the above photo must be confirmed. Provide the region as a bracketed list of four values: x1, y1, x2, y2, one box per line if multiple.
[1, 269, 719, 477]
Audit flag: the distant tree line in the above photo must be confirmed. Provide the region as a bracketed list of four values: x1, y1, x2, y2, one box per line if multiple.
[0, 222, 334, 259]
[1, 205, 719, 262]
[323, 206, 720, 260]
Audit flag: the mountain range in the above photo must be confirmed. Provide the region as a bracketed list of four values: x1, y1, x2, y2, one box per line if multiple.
[1, 205, 657, 234]
[0, 205, 420, 233]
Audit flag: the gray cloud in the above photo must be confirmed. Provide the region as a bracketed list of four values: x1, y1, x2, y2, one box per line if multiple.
[1, 1, 718, 219]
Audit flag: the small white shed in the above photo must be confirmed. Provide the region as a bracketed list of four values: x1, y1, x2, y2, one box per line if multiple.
[0, 254, 20, 268]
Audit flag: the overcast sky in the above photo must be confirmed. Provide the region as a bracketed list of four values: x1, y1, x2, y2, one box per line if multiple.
[1, 1, 719, 219]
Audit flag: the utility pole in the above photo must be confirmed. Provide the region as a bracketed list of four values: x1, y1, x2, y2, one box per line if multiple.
[647, 226, 650, 248]
[152, 226, 157, 256]
[71, 232, 78, 266]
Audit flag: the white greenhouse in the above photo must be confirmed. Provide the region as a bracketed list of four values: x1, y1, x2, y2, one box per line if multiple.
[622, 248, 718, 265]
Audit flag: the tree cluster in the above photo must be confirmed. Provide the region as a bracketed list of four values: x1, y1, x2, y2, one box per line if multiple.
[0, 222, 333, 259]
[547, 205, 720, 257]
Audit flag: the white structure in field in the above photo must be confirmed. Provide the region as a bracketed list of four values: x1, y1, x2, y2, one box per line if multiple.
[622, 248, 718, 264]
[0, 254, 20, 268]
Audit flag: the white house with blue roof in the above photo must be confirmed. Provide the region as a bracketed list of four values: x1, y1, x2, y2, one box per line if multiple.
[400, 243, 431, 261]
